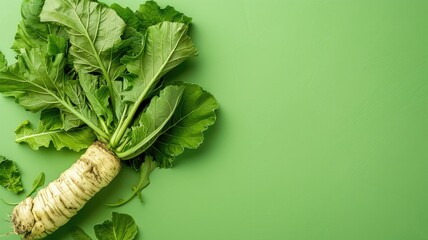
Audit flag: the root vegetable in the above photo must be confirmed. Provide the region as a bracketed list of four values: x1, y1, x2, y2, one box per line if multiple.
[11, 142, 120, 239]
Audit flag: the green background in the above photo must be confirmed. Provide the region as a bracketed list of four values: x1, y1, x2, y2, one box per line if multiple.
[1, 0, 428, 239]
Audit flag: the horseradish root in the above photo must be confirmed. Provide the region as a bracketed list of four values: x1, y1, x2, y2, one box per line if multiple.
[11, 142, 120, 239]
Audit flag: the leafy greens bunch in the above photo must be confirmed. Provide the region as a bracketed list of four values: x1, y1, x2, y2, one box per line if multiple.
[0, 0, 218, 169]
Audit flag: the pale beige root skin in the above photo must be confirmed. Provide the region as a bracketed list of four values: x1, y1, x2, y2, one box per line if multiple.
[11, 141, 121, 240]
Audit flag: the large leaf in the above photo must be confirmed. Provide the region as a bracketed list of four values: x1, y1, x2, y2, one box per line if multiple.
[94, 212, 138, 240]
[78, 71, 113, 127]
[0, 156, 24, 194]
[108, 21, 197, 148]
[123, 22, 197, 103]
[64, 80, 100, 129]
[136, 1, 192, 30]
[0, 48, 66, 112]
[40, 0, 127, 122]
[116, 85, 184, 159]
[0, 48, 108, 139]
[15, 109, 96, 152]
[111, 4, 143, 31]
[40, 0, 126, 81]
[147, 83, 219, 167]
[111, 1, 192, 65]
[110, 4, 144, 64]
[13, 0, 64, 51]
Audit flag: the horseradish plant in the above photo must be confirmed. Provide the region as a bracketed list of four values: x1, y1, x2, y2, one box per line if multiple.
[0, 0, 218, 239]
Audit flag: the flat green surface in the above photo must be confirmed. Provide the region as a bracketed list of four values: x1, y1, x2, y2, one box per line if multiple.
[1, 0, 428, 239]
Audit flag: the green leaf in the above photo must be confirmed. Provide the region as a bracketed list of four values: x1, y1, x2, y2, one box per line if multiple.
[78, 72, 113, 127]
[40, 0, 127, 123]
[64, 79, 101, 134]
[39, 108, 63, 129]
[0, 48, 108, 138]
[111, 2, 193, 65]
[0, 48, 66, 112]
[110, 4, 142, 31]
[0, 156, 24, 194]
[94, 212, 138, 240]
[107, 156, 157, 207]
[13, 0, 64, 51]
[16, 109, 96, 151]
[26, 172, 45, 197]
[62, 111, 84, 131]
[40, 0, 126, 81]
[109, 21, 198, 148]
[148, 83, 219, 167]
[136, 1, 192, 30]
[123, 22, 197, 103]
[0, 51, 7, 70]
[110, 80, 126, 122]
[47, 35, 68, 55]
[116, 85, 184, 159]
[15, 115, 96, 152]
[110, 4, 144, 64]
[0, 48, 100, 139]
[72, 227, 93, 240]
[16, 92, 61, 112]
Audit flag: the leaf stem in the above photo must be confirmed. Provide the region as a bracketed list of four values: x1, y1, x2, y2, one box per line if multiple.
[109, 104, 128, 147]
[16, 129, 64, 141]
[110, 93, 146, 149]
[59, 97, 109, 139]
[98, 116, 110, 135]
[115, 138, 130, 152]
[18, 49, 110, 140]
